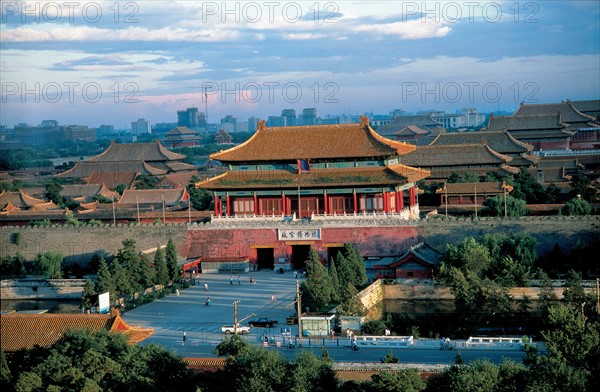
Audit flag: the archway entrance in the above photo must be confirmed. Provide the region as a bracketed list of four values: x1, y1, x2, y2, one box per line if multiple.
[256, 248, 274, 270]
[291, 245, 311, 269]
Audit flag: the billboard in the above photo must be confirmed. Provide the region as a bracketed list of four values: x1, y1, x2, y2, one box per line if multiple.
[98, 292, 110, 314]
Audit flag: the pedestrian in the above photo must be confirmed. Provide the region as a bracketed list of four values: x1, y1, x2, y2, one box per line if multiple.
[271, 294, 276, 302]
[294, 271, 298, 279]
[238, 276, 241, 285]
[230, 275, 233, 285]
[205, 297, 211, 306]
[445, 337, 451, 350]
[346, 328, 351, 338]
[176, 288, 179, 296]
[204, 283, 209, 291]
[440, 337, 445, 350]
[182, 330, 186, 342]
[385, 329, 390, 336]
[352, 335, 358, 351]
[331, 330, 335, 340]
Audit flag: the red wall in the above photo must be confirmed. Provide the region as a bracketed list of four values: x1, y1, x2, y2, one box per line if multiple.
[186, 225, 420, 263]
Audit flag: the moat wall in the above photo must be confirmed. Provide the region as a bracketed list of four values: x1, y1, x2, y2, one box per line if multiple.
[0, 216, 598, 266]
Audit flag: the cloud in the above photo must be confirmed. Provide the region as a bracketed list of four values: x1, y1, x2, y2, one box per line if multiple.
[281, 33, 326, 40]
[1, 25, 239, 42]
[355, 19, 452, 39]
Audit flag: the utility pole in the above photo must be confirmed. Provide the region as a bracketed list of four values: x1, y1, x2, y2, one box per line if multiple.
[233, 300, 239, 335]
[296, 279, 302, 339]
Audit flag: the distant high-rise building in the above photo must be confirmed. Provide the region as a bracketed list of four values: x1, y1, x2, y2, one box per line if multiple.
[248, 116, 259, 133]
[41, 120, 59, 128]
[131, 118, 150, 134]
[300, 108, 317, 125]
[177, 107, 206, 130]
[220, 115, 238, 132]
[97, 125, 115, 137]
[281, 109, 297, 126]
[267, 116, 285, 127]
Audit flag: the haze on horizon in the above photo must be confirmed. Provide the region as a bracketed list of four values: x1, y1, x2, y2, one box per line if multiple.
[1, 0, 599, 128]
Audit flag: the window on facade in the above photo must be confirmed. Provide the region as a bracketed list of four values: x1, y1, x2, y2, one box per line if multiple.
[234, 198, 254, 214]
[261, 199, 283, 214]
[300, 198, 318, 213]
[298, 159, 310, 174]
[330, 196, 350, 213]
[360, 195, 383, 211]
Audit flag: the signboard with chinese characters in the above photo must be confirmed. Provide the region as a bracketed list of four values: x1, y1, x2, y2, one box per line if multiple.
[278, 228, 321, 241]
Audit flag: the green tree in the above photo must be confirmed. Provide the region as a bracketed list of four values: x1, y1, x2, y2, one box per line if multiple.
[110, 260, 131, 298]
[153, 247, 169, 286]
[562, 270, 586, 306]
[134, 174, 159, 189]
[337, 283, 366, 316]
[95, 257, 114, 301]
[138, 254, 156, 290]
[334, 251, 353, 293]
[114, 183, 127, 195]
[442, 237, 493, 276]
[34, 251, 63, 279]
[426, 360, 500, 392]
[537, 269, 558, 316]
[10, 329, 195, 392]
[291, 351, 339, 392]
[569, 173, 596, 202]
[214, 334, 253, 358]
[365, 370, 425, 392]
[481, 195, 528, 217]
[188, 177, 214, 211]
[562, 196, 592, 216]
[344, 244, 367, 288]
[328, 257, 341, 302]
[165, 238, 180, 283]
[44, 180, 64, 206]
[1, 348, 11, 388]
[381, 350, 399, 363]
[81, 278, 97, 311]
[301, 248, 332, 310]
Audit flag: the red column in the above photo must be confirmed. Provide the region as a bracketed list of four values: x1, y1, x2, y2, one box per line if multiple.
[323, 191, 328, 215]
[214, 194, 219, 215]
[253, 193, 258, 215]
[225, 195, 230, 216]
[353, 191, 358, 213]
[409, 187, 416, 206]
[282, 193, 286, 215]
[398, 190, 404, 210]
[382, 191, 387, 213]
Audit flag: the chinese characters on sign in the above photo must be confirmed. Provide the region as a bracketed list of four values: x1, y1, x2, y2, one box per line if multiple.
[278, 229, 321, 241]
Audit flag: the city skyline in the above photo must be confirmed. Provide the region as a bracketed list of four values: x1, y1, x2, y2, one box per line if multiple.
[1, 0, 599, 128]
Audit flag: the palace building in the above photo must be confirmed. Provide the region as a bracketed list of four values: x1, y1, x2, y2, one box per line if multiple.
[197, 116, 430, 220]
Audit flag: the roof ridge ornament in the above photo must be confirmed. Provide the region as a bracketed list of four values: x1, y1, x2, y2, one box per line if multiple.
[258, 119, 267, 132]
[359, 115, 370, 126]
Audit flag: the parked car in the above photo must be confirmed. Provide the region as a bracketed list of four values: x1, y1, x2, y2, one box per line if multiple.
[221, 324, 251, 334]
[247, 318, 278, 328]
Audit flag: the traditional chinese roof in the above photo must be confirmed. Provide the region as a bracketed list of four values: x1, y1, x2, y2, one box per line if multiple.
[87, 171, 138, 189]
[436, 181, 508, 196]
[59, 184, 118, 201]
[197, 165, 430, 190]
[391, 242, 442, 267]
[0, 190, 48, 210]
[165, 126, 198, 136]
[401, 144, 513, 167]
[376, 115, 442, 136]
[429, 130, 533, 155]
[157, 170, 201, 188]
[486, 113, 566, 131]
[395, 125, 430, 136]
[210, 117, 414, 163]
[570, 100, 600, 117]
[118, 188, 189, 206]
[0, 312, 153, 353]
[514, 101, 596, 124]
[89, 140, 185, 162]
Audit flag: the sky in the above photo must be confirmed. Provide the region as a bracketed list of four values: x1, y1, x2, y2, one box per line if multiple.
[1, 0, 599, 128]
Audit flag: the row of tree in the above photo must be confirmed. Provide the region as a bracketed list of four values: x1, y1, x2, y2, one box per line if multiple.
[81, 238, 180, 310]
[301, 244, 368, 315]
[2, 300, 597, 391]
[0, 250, 64, 279]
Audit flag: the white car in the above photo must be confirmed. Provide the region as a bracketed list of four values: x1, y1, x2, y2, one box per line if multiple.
[221, 324, 251, 335]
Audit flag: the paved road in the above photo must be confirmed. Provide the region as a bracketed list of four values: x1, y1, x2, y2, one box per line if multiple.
[122, 270, 528, 364]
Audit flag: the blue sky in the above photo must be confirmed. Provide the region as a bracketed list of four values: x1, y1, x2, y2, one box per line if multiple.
[1, 0, 599, 128]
